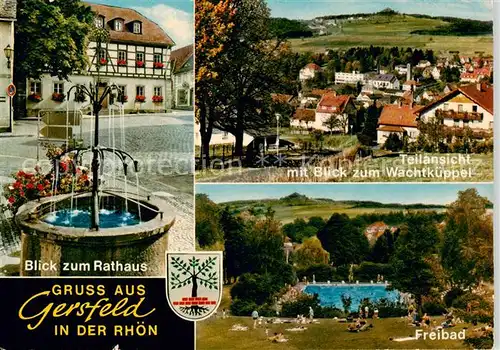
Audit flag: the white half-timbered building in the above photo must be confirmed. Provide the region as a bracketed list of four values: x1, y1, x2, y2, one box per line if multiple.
[26, 3, 175, 115]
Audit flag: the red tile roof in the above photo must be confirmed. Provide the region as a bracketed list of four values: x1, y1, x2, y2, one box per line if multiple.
[459, 83, 493, 114]
[170, 45, 193, 73]
[377, 125, 406, 132]
[271, 93, 294, 104]
[304, 63, 322, 71]
[317, 94, 350, 113]
[417, 83, 493, 116]
[86, 2, 174, 48]
[378, 104, 421, 128]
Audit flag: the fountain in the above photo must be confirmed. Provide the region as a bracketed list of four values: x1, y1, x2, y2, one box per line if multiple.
[15, 33, 175, 276]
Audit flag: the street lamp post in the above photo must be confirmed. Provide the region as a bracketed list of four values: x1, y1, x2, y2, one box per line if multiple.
[275, 113, 281, 157]
[3, 45, 13, 69]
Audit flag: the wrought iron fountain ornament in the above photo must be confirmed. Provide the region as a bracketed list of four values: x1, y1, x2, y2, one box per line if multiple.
[55, 38, 138, 231]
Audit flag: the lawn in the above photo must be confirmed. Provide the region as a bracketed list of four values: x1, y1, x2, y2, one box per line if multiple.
[197, 316, 474, 350]
[289, 15, 493, 56]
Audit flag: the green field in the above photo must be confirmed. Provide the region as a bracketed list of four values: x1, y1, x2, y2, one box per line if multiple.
[273, 204, 442, 224]
[290, 15, 493, 56]
[197, 316, 474, 350]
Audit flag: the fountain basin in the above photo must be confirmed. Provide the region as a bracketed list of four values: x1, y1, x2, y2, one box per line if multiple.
[15, 192, 175, 277]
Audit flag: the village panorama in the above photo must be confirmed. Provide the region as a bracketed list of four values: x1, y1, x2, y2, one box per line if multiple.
[195, 4, 493, 183]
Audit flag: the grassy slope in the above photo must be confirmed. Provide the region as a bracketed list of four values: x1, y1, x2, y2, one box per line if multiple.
[290, 14, 492, 55]
[221, 199, 443, 224]
[197, 316, 472, 350]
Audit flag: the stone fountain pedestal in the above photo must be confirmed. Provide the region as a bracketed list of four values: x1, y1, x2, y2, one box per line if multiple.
[15, 192, 175, 277]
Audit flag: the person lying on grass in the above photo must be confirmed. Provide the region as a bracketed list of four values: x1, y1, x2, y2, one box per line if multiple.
[268, 332, 288, 343]
[347, 319, 373, 332]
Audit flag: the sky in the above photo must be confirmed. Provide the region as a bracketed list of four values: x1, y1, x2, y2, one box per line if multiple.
[268, 0, 494, 21]
[196, 184, 494, 205]
[88, 0, 193, 48]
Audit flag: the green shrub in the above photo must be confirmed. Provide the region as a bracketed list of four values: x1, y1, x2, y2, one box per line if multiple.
[230, 299, 258, 316]
[444, 288, 465, 307]
[230, 273, 281, 306]
[315, 306, 344, 318]
[354, 262, 392, 281]
[296, 264, 339, 282]
[280, 293, 320, 317]
[422, 300, 446, 315]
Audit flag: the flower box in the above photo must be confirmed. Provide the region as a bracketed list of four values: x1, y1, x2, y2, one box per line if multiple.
[98, 58, 108, 65]
[135, 95, 146, 103]
[118, 95, 128, 103]
[152, 95, 164, 103]
[153, 62, 164, 69]
[52, 93, 65, 102]
[136, 60, 145, 68]
[117, 59, 127, 66]
[28, 94, 42, 103]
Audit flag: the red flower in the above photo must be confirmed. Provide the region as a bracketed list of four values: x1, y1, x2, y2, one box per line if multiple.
[136, 60, 145, 68]
[60, 162, 68, 172]
[99, 58, 108, 65]
[117, 59, 127, 66]
[37, 184, 44, 191]
[135, 95, 146, 102]
[26, 183, 34, 190]
[13, 181, 21, 189]
[17, 170, 25, 177]
[8, 196, 15, 204]
[153, 62, 164, 69]
[19, 191, 25, 197]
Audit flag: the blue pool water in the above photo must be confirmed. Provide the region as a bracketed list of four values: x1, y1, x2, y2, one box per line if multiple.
[303, 284, 400, 311]
[43, 209, 140, 228]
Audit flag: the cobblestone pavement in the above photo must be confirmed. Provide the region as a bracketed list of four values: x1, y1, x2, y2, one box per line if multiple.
[0, 112, 195, 268]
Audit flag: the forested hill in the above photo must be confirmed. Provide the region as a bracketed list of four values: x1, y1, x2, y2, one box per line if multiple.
[219, 192, 447, 209]
[270, 8, 492, 39]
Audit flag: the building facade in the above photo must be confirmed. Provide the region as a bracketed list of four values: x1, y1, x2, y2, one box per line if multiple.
[334, 71, 365, 85]
[26, 3, 175, 116]
[417, 83, 493, 131]
[170, 45, 194, 109]
[299, 63, 322, 82]
[0, 0, 15, 128]
[367, 74, 400, 90]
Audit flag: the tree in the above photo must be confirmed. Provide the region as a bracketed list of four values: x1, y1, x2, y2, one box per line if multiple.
[170, 256, 219, 316]
[389, 214, 440, 312]
[368, 231, 391, 263]
[212, 0, 287, 156]
[323, 115, 341, 135]
[441, 67, 461, 83]
[317, 213, 369, 267]
[361, 103, 382, 143]
[14, 0, 94, 118]
[441, 189, 493, 289]
[195, 0, 236, 166]
[195, 194, 223, 247]
[293, 236, 330, 269]
[383, 133, 403, 151]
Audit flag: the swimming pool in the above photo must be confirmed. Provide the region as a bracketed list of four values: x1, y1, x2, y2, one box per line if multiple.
[303, 284, 400, 311]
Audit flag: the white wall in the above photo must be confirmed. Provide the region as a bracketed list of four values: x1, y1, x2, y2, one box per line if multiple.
[0, 20, 14, 128]
[377, 126, 419, 144]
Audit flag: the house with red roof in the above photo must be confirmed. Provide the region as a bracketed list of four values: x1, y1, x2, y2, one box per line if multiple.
[291, 93, 355, 133]
[299, 63, 322, 82]
[376, 102, 421, 144]
[377, 83, 494, 144]
[417, 83, 493, 131]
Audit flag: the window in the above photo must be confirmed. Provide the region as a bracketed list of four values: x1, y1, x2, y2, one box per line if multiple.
[464, 120, 469, 126]
[136, 86, 145, 96]
[154, 87, 162, 96]
[98, 49, 106, 60]
[114, 20, 123, 31]
[95, 16, 104, 28]
[472, 105, 478, 112]
[443, 103, 449, 111]
[222, 131, 229, 140]
[118, 51, 126, 61]
[133, 22, 142, 34]
[458, 104, 463, 112]
[489, 121, 493, 129]
[30, 81, 41, 94]
[136, 52, 144, 62]
[454, 119, 460, 127]
[118, 85, 126, 96]
[154, 54, 162, 64]
[53, 82, 64, 94]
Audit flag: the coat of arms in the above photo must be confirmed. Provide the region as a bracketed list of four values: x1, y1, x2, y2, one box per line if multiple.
[166, 252, 223, 321]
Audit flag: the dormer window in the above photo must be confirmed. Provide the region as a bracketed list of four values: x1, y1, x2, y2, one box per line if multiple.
[114, 19, 124, 31]
[133, 22, 142, 34]
[95, 16, 104, 28]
